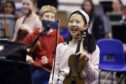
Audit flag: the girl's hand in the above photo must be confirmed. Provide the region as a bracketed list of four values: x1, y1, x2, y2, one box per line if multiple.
[76, 51, 89, 61]
[41, 56, 48, 64]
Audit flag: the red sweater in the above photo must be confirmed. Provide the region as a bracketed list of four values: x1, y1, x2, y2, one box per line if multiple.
[23, 29, 64, 70]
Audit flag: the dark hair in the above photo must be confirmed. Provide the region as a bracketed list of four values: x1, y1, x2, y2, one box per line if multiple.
[68, 11, 96, 53]
[67, 31, 96, 54]
[30, 0, 36, 6]
[83, 30, 96, 53]
[4, 1, 16, 14]
[16, 29, 29, 42]
[81, 0, 95, 20]
[119, 0, 124, 9]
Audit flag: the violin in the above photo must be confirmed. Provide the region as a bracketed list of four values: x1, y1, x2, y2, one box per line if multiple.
[27, 26, 51, 72]
[28, 26, 50, 56]
[63, 31, 88, 84]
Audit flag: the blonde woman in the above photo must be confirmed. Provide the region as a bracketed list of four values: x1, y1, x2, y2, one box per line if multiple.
[12, 0, 42, 41]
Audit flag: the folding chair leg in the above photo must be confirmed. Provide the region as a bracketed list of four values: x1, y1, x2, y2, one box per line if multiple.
[111, 72, 114, 84]
[98, 71, 102, 84]
[118, 73, 124, 84]
[124, 72, 126, 84]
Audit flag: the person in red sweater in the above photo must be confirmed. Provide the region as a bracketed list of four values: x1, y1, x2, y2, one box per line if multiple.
[23, 5, 64, 84]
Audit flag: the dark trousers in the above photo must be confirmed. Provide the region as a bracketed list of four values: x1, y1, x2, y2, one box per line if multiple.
[32, 68, 50, 84]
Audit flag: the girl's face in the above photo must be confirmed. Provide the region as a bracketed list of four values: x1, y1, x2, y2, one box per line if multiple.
[68, 13, 88, 37]
[83, 1, 92, 14]
[41, 12, 56, 22]
[4, 3, 14, 14]
[22, 0, 33, 15]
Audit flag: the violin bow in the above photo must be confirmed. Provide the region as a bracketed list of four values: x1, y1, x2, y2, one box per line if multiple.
[51, 19, 60, 83]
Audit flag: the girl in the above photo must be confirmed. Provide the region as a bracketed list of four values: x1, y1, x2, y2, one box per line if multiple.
[49, 9, 100, 84]
[12, 0, 42, 41]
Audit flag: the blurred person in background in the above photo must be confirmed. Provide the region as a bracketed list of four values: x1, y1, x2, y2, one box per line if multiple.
[22, 5, 64, 84]
[12, 0, 42, 41]
[4, 1, 16, 15]
[112, 0, 126, 15]
[109, 0, 126, 53]
[111, 0, 126, 78]
[111, 0, 126, 23]
[81, 0, 106, 41]
[0, 1, 16, 39]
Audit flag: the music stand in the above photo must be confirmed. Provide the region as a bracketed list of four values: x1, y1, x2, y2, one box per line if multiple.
[0, 40, 27, 61]
[0, 60, 32, 84]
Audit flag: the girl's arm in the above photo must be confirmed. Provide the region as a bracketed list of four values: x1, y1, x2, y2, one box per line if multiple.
[82, 46, 100, 82]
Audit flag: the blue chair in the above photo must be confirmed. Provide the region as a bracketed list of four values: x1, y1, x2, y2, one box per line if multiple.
[97, 38, 126, 84]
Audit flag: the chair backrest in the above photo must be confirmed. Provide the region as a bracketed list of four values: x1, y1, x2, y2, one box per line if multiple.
[97, 38, 125, 67]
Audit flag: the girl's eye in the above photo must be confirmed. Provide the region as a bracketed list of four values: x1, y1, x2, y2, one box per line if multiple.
[76, 21, 80, 23]
[69, 20, 73, 23]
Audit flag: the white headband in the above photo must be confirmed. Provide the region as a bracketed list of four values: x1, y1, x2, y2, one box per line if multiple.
[70, 9, 89, 24]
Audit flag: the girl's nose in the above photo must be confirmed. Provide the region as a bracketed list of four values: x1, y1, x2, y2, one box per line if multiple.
[71, 22, 77, 26]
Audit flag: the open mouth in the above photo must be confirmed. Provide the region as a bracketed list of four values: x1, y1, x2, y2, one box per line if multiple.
[71, 28, 78, 32]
